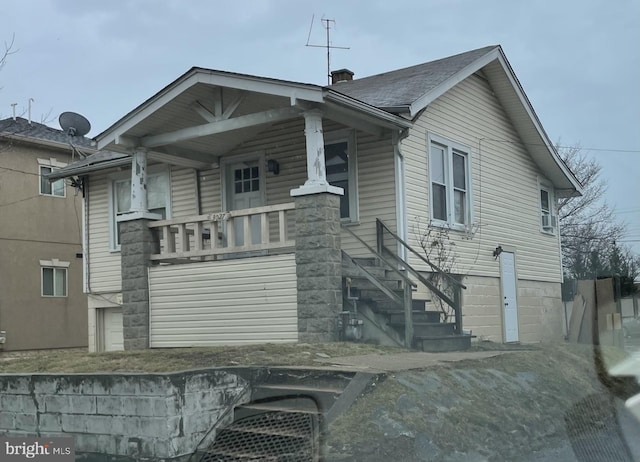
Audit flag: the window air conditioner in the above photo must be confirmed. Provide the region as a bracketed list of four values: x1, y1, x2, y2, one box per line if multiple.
[541, 214, 557, 230]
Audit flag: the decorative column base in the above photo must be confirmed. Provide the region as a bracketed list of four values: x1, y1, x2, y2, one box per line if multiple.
[119, 218, 159, 350]
[294, 193, 343, 343]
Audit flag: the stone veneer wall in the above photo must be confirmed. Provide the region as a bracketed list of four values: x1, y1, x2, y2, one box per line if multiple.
[294, 193, 343, 342]
[0, 370, 249, 461]
[119, 219, 159, 350]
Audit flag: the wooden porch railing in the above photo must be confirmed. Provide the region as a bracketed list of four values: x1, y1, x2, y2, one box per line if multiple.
[148, 203, 295, 261]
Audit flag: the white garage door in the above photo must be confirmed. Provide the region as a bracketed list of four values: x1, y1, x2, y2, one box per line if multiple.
[149, 253, 298, 347]
[103, 307, 124, 351]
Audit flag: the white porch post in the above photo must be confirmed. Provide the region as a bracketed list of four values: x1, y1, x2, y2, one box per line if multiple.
[291, 110, 343, 197]
[130, 147, 148, 213]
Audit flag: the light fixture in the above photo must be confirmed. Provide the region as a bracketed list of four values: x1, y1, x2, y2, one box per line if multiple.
[267, 159, 280, 175]
[492, 246, 503, 260]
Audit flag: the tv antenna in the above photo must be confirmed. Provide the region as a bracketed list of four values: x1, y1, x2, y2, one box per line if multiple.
[305, 15, 350, 85]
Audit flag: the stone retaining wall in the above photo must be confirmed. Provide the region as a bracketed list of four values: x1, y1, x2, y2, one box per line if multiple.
[0, 369, 249, 461]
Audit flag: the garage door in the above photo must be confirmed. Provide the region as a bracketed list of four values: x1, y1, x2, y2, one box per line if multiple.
[103, 307, 124, 351]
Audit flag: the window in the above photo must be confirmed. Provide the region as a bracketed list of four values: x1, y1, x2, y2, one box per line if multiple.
[40, 259, 69, 297]
[325, 131, 357, 221]
[38, 158, 67, 197]
[540, 186, 556, 233]
[110, 170, 170, 249]
[428, 135, 471, 226]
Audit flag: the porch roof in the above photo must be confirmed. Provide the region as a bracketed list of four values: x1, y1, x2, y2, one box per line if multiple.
[93, 67, 411, 169]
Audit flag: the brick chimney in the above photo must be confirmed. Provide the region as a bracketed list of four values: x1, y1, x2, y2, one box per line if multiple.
[331, 69, 354, 84]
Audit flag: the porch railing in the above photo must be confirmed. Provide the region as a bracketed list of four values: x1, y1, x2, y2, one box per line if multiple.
[148, 203, 295, 261]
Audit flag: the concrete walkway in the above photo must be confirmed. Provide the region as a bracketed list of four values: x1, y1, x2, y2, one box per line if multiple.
[314, 350, 519, 372]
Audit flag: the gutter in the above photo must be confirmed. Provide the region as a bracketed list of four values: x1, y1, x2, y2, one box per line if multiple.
[45, 157, 130, 180]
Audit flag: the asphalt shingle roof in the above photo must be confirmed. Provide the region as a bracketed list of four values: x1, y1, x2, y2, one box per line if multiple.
[0, 117, 94, 148]
[328, 45, 498, 109]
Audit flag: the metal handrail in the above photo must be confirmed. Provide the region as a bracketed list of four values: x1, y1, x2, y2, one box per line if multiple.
[341, 225, 416, 288]
[376, 219, 466, 290]
[341, 225, 414, 348]
[376, 219, 464, 334]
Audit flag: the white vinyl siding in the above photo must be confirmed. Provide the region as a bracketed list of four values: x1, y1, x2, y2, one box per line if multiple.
[149, 254, 297, 347]
[402, 73, 562, 282]
[87, 165, 198, 293]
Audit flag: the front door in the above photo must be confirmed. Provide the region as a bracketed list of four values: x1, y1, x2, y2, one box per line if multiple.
[500, 251, 519, 342]
[227, 160, 264, 247]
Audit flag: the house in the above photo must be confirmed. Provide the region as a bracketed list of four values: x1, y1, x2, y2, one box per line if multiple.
[0, 117, 93, 351]
[50, 45, 581, 352]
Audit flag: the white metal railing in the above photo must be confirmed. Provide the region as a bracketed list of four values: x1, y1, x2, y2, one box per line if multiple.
[148, 203, 295, 261]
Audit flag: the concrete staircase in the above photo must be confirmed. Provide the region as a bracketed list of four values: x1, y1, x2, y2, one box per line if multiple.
[343, 257, 471, 352]
[199, 369, 376, 461]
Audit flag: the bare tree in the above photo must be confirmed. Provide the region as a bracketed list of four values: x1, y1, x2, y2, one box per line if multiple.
[0, 33, 16, 76]
[557, 145, 627, 278]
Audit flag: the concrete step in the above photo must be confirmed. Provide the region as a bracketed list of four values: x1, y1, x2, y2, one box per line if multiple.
[257, 368, 355, 390]
[387, 310, 442, 324]
[234, 398, 321, 421]
[252, 384, 342, 414]
[414, 334, 472, 352]
[390, 322, 455, 337]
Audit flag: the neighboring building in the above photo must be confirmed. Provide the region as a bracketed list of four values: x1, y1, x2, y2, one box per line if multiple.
[0, 117, 93, 351]
[52, 45, 581, 352]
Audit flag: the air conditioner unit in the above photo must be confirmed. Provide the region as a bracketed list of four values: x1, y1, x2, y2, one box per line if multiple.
[541, 214, 557, 230]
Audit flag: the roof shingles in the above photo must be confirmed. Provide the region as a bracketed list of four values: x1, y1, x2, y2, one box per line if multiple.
[328, 45, 498, 109]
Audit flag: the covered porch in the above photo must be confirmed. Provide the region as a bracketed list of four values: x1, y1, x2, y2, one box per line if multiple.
[90, 67, 411, 349]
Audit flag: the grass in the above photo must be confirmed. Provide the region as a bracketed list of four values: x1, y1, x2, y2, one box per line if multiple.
[0, 342, 406, 374]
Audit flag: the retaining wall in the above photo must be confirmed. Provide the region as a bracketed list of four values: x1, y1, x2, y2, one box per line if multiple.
[0, 369, 249, 461]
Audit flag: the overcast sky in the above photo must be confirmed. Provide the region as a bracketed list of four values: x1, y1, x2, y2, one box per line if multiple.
[1, 0, 638, 253]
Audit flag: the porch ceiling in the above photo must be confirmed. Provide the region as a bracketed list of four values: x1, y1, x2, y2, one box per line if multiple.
[102, 83, 297, 162]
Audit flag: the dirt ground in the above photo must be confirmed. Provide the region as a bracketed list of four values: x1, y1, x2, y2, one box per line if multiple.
[325, 343, 639, 462]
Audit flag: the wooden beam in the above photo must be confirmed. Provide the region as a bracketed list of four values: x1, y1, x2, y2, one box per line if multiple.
[191, 101, 217, 123]
[148, 150, 212, 169]
[221, 93, 245, 120]
[141, 106, 301, 148]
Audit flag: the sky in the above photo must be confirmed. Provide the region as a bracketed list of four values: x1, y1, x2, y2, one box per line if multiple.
[0, 0, 638, 254]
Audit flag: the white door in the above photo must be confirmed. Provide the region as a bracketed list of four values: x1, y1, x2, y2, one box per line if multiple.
[103, 308, 124, 351]
[227, 161, 264, 247]
[500, 251, 519, 342]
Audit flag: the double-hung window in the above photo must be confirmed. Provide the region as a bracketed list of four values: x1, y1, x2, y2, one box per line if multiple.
[325, 130, 358, 222]
[539, 184, 556, 233]
[40, 259, 69, 297]
[429, 134, 472, 227]
[38, 158, 67, 197]
[110, 170, 170, 250]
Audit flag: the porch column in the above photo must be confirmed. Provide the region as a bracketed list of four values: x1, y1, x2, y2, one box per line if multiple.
[130, 147, 148, 212]
[291, 110, 344, 343]
[118, 148, 161, 350]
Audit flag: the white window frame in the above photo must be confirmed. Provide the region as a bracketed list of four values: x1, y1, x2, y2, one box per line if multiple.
[40, 259, 70, 297]
[38, 158, 67, 197]
[427, 133, 473, 229]
[324, 129, 358, 223]
[538, 179, 556, 235]
[108, 167, 172, 251]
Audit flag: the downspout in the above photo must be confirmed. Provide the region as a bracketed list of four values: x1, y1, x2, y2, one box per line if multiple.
[82, 175, 90, 293]
[393, 129, 409, 262]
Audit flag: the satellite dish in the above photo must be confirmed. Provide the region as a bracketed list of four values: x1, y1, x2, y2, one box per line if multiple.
[59, 111, 91, 137]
